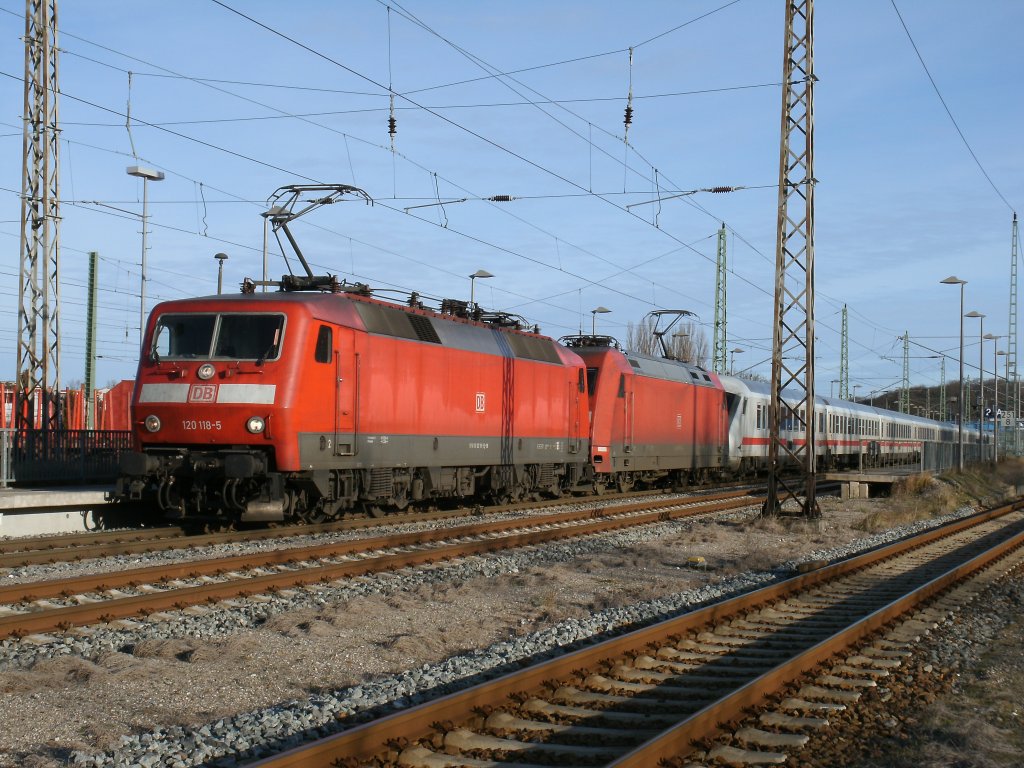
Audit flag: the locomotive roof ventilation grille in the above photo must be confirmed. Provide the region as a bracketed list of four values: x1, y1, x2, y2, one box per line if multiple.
[407, 313, 442, 344]
[506, 333, 561, 364]
[355, 302, 441, 345]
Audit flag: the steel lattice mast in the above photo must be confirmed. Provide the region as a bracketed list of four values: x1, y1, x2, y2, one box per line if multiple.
[900, 332, 910, 413]
[940, 355, 947, 422]
[712, 223, 728, 374]
[764, 0, 818, 518]
[839, 304, 849, 399]
[1010, 213, 1019, 454]
[17, 0, 61, 430]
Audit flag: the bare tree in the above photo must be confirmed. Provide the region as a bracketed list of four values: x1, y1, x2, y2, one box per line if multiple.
[626, 316, 710, 368]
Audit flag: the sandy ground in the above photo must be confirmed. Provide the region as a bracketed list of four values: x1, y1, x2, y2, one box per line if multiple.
[0, 475, 1016, 766]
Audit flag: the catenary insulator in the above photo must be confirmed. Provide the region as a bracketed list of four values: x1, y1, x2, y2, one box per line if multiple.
[488, 195, 514, 202]
[623, 104, 633, 127]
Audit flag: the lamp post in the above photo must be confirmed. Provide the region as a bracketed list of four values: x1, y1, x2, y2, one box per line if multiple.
[941, 276, 967, 471]
[591, 306, 611, 335]
[966, 311, 985, 459]
[127, 165, 165, 349]
[830, 379, 839, 398]
[853, 384, 861, 402]
[215, 252, 229, 294]
[469, 269, 493, 310]
[730, 347, 745, 374]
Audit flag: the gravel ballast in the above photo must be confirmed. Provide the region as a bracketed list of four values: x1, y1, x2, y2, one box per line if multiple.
[0, 491, 1012, 767]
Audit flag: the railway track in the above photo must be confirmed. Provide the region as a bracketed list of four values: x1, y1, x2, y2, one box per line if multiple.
[241, 500, 1024, 768]
[0, 486, 750, 567]
[0, 488, 764, 640]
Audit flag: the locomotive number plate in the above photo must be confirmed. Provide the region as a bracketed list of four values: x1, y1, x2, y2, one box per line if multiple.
[182, 419, 223, 431]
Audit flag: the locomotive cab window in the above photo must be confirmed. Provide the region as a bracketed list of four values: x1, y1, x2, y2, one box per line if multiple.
[151, 313, 285, 362]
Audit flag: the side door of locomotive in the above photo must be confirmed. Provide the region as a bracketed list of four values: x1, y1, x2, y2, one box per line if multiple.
[319, 323, 357, 456]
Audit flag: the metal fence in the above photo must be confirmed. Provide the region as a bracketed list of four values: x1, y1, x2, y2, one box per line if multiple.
[0, 429, 133, 486]
[921, 441, 987, 473]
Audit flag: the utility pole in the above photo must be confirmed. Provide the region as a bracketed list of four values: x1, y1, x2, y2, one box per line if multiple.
[765, 0, 818, 519]
[1011, 213, 1020, 454]
[712, 223, 728, 374]
[839, 304, 849, 399]
[900, 332, 910, 413]
[17, 0, 61, 431]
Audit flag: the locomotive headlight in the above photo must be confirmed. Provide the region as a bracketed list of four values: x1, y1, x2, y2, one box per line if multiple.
[246, 416, 266, 434]
[144, 414, 162, 433]
[197, 363, 216, 380]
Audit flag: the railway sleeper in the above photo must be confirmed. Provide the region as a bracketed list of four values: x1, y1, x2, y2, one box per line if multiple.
[816, 673, 877, 690]
[707, 744, 787, 765]
[633, 654, 770, 677]
[844, 653, 902, 669]
[797, 684, 861, 703]
[584, 673, 718, 700]
[396, 744, 531, 768]
[610, 663, 750, 687]
[779, 697, 847, 712]
[487, 708, 638, 741]
[521, 698, 680, 728]
[485, 711, 656, 743]
[736, 727, 811, 749]
[549, 686, 704, 715]
[678, 638, 793, 658]
[829, 663, 891, 679]
[651, 650, 773, 672]
[443, 727, 622, 760]
[758, 711, 830, 730]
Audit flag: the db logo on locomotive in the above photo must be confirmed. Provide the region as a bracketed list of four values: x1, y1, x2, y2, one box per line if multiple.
[188, 384, 218, 403]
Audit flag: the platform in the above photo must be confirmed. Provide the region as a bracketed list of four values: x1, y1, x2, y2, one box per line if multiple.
[823, 467, 919, 499]
[0, 486, 113, 537]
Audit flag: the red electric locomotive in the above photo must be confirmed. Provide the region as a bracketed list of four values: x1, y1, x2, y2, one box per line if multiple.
[116, 287, 592, 525]
[564, 336, 730, 491]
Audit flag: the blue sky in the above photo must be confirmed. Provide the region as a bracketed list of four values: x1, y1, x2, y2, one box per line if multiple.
[0, 1, 1021, 404]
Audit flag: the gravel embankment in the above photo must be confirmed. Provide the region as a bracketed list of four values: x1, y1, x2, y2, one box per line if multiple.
[9, 502, 979, 768]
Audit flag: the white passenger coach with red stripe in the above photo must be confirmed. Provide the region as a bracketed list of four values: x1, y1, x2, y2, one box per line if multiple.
[718, 375, 972, 475]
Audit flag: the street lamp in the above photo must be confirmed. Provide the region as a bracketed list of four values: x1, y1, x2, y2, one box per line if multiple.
[941, 276, 967, 471]
[853, 384, 861, 402]
[591, 306, 611, 335]
[830, 379, 839, 398]
[966, 310, 985, 458]
[729, 347, 745, 374]
[127, 165, 165, 349]
[215, 252, 229, 294]
[469, 269, 493, 310]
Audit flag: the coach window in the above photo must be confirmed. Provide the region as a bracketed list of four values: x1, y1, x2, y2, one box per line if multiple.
[315, 325, 332, 363]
